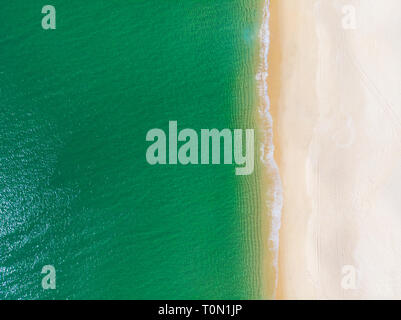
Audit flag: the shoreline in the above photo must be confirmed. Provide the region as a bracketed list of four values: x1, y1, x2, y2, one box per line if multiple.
[256, 0, 283, 299]
[263, 0, 283, 299]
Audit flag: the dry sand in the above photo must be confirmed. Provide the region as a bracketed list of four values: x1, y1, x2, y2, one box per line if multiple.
[268, 0, 401, 299]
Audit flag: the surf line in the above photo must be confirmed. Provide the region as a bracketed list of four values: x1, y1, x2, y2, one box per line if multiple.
[146, 121, 254, 175]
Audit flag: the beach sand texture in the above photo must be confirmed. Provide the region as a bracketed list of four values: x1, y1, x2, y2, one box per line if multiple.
[268, 0, 401, 299]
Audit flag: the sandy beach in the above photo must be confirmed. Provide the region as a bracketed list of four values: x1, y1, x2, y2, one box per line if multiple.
[267, 0, 401, 299]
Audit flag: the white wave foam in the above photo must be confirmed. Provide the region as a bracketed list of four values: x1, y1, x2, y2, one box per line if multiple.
[256, 0, 283, 293]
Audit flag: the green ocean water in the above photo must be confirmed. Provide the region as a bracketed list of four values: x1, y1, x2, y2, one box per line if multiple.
[0, 1, 264, 299]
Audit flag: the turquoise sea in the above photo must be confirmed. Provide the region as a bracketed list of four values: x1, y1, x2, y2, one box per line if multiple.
[0, 0, 265, 299]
